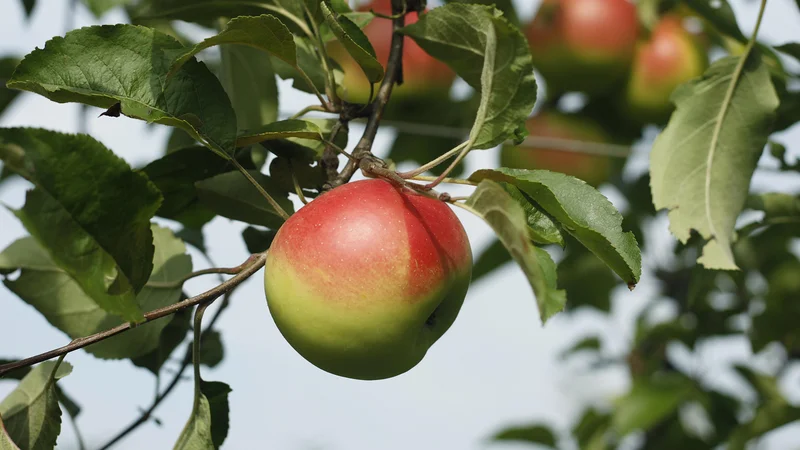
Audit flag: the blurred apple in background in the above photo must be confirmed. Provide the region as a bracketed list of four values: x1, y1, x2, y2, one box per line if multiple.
[499, 111, 616, 187]
[525, 0, 639, 96]
[622, 14, 709, 125]
[329, 0, 456, 104]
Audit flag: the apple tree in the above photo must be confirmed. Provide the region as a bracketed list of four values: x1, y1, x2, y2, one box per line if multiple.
[0, 0, 798, 448]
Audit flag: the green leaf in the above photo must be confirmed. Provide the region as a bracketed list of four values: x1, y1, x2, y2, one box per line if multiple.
[443, 0, 520, 27]
[319, 12, 373, 43]
[131, 307, 191, 374]
[174, 381, 231, 450]
[141, 146, 253, 229]
[271, 36, 330, 94]
[650, 55, 780, 270]
[20, 0, 35, 16]
[196, 171, 293, 228]
[775, 42, 800, 63]
[0, 414, 20, 450]
[683, 0, 746, 42]
[471, 168, 641, 287]
[7, 25, 237, 156]
[241, 227, 278, 254]
[0, 225, 192, 359]
[0, 360, 81, 420]
[746, 193, 800, 221]
[199, 331, 224, 368]
[0, 128, 163, 322]
[493, 424, 556, 447]
[259, 118, 346, 162]
[559, 336, 601, 359]
[612, 374, 695, 436]
[501, 183, 564, 246]
[471, 239, 512, 284]
[168, 15, 296, 77]
[0, 58, 21, 117]
[402, 4, 537, 149]
[321, 2, 383, 85]
[236, 119, 323, 147]
[573, 409, 611, 450]
[82, 0, 131, 17]
[465, 180, 566, 322]
[0, 361, 72, 450]
[220, 45, 279, 132]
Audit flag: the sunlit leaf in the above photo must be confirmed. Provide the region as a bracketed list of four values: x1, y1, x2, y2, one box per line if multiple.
[650, 55, 779, 270]
[7, 25, 237, 155]
[465, 180, 566, 322]
[0, 361, 72, 450]
[321, 2, 384, 84]
[402, 4, 537, 148]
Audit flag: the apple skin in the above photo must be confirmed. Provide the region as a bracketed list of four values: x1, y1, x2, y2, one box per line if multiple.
[500, 112, 613, 187]
[525, 0, 639, 95]
[263, 179, 472, 380]
[330, 0, 455, 103]
[623, 15, 708, 125]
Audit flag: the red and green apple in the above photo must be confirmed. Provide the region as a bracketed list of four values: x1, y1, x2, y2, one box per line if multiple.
[264, 179, 472, 380]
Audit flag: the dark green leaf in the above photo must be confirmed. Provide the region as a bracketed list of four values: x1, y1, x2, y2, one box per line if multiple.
[402, 4, 537, 148]
[168, 15, 297, 77]
[465, 180, 566, 322]
[0, 58, 21, 118]
[501, 183, 564, 246]
[471, 168, 641, 287]
[613, 374, 695, 435]
[0, 226, 192, 359]
[572, 409, 611, 449]
[1, 128, 163, 321]
[174, 381, 231, 450]
[196, 171, 293, 228]
[7, 25, 237, 156]
[82, 0, 131, 17]
[319, 12, 373, 43]
[166, 129, 199, 154]
[20, 0, 35, 16]
[141, 146, 254, 229]
[271, 37, 330, 94]
[220, 45, 279, 133]
[650, 55, 780, 270]
[322, 2, 384, 84]
[559, 336, 601, 359]
[444, 0, 519, 27]
[131, 308, 191, 374]
[0, 361, 72, 450]
[0, 414, 20, 450]
[494, 423, 556, 447]
[259, 119, 345, 162]
[199, 331, 224, 368]
[468, 239, 512, 284]
[558, 244, 616, 312]
[236, 119, 324, 147]
[241, 227, 278, 254]
[683, 0, 746, 42]
[775, 42, 800, 63]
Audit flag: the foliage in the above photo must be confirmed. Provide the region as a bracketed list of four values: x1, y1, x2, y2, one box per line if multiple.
[0, 0, 798, 448]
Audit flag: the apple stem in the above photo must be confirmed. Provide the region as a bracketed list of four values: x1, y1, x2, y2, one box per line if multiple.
[0, 253, 268, 378]
[289, 105, 329, 120]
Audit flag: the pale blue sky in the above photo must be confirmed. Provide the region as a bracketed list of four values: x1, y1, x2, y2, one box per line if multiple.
[1, 1, 799, 449]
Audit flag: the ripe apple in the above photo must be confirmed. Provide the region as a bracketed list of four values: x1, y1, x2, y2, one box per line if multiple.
[263, 179, 473, 380]
[329, 0, 456, 103]
[623, 15, 708, 125]
[525, 0, 639, 95]
[500, 111, 614, 187]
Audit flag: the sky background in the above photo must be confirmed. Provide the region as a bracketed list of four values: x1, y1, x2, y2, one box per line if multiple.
[1, 0, 800, 449]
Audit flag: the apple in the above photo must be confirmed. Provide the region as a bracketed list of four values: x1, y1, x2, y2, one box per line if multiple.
[525, 0, 639, 95]
[263, 178, 473, 380]
[500, 111, 614, 187]
[623, 14, 708, 125]
[329, 0, 456, 103]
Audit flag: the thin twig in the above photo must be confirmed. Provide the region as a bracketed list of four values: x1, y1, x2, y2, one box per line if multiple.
[410, 175, 477, 186]
[0, 253, 266, 377]
[230, 158, 291, 220]
[397, 142, 468, 179]
[97, 287, 236, 450]
[145, 255, 260, 289]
